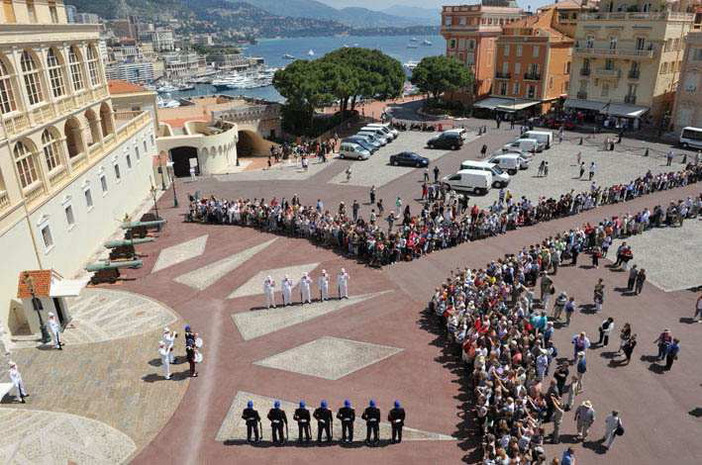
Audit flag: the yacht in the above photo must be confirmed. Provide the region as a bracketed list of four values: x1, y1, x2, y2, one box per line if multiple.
[410, 37, 418, 42]
[308, 49, 315, 56]
[157, 83, 179, 93]
[422, 39, 432, 46]
[404, 60, 419, 71]
[283, 53, 295, 59]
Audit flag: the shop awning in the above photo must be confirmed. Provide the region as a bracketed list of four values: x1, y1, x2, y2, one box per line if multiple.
[601, 103, 649, 119]
[496, 100, 541, 112]
[473, 97, 514, 110]
[475, 97, 541, 112]
[564, 98, 607, 112]
[49, 278, 89, 298]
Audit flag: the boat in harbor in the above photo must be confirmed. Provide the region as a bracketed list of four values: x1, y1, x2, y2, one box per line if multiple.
[404, 60, 419, 71]
[308, 49, 315, 56]
[422, 39, 432, 46]
[283, 53, 294, 59]
[157, 82, 179, 93]
[410, 37, 418, 42]
[407, 43, 419, 49]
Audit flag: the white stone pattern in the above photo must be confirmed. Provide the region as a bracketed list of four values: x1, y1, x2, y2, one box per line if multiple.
[152, 235, 209, 273]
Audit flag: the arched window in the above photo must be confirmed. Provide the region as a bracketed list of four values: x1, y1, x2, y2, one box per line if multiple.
[99, 101, 114, 136]
[0, 57, 17, 114]
[85, 109, 101, 145]
[20, 50, 44, 106]
[68, 46, 84, 92]
[46, 48, 66, 98]
[13, 140, 39, 188]
[86, 45, 102, 87]
[42, 128, 63, 172]
[64, 117, 84, 158]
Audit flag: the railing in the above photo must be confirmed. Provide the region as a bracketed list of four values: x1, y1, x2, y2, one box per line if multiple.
[628, 69, 640, 79]
[23, 182, 45, 206]
[0, 190, 9, 210]
[577, 91, 588, 99]
[524, 73, 542, 81]
[48, 167, 67, 186]
[2, 113, 29, 137]
[580, 68, 591, 76]
[574, 47, 656, 59]
[580, 11, 694, 21]
[624, 94, 637, 104]
[56, 96, 76, 114]
[595, 68, 621, 78]
[30, 104, 56, 126]
[495, 71, 511, 79]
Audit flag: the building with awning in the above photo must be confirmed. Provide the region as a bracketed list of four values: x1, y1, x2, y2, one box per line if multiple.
[474, 96, 542, 113]
[564, 98, 608, 112]
[601, 102, 650, 119]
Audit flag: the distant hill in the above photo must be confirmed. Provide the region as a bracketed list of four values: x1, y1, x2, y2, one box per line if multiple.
[380, 5, 440, 24]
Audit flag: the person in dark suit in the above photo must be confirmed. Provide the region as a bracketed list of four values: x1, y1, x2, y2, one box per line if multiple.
[388, 400, 406, 443]
[313, 400, 333, 443]
[241, 400, 261, 443]
[267, 400, 287, 445]
[362, 399, 380, 445]
[293, 400, 311, 443]
[336, 399, 356, 443]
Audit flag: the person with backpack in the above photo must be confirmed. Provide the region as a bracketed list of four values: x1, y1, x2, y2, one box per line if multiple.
[603, 411, 623, 451]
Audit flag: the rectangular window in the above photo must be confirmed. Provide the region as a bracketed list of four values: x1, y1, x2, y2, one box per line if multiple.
[126, 154, 132, 169]
[533, 46, 540, 58]
[527, 85, 536, 99]
[150, 134, 155, 146]
[100, 174, 108, 193]
[3, 0, 16, 23]
[586, 36, 594, 48]
[635, 37, 645, 51]
[516, 45, 522, 57]
[48, 1, 58, 23]
[601, 82, 609, 97]
[84, 188, 93, 208]
[114, 164, 121, 180]
[41, 224, 53, 249]
[65, 205, 75, 227]
[513, 82, 520, 95]
[565, 62, 571, 74]
[504, 45, 510, 57]
[135, 146, 140, 160]
[143, 140, 147, 152]
[609, 36, 617, 50]
[502, 62, 509, 74]
[26, 0, 36, 22]
[514, 62, 521, 74]
[693, 48, 702, 61]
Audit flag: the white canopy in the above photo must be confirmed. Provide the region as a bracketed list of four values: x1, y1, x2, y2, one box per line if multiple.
[49, 277, 89, 298]
[602, 103, 649, 119]
[564, 98, 607, 112]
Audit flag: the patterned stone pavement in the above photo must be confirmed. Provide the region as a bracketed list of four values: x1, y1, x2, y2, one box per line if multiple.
[227, 262, 320, 299]
[152, 234, 208, 273]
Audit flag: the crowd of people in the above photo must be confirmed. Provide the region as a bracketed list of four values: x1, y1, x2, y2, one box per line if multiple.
[186, 163, 702, 267]
[427, 189, 698, 464]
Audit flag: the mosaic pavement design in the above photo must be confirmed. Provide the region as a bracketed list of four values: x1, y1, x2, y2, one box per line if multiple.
[152, 235, 209, 273]
[227, 262, 320, 299]
[62, 288, 178, 345]
[216, 391, 455, 443]
[253, 336, 403, 380]
[173, 238, 277, 291]
[0, 408, 136, 464]
[232, 291, 393, 341]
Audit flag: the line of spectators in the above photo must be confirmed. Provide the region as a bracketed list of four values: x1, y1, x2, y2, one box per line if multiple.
[427, 190, 701, 465]
[186, 164, 702, 267]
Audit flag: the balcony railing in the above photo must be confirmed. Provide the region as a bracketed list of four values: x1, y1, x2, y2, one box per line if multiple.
[524, 73, 542, 81]
[23, 182, 46, 206]
[595, 68, 621, 78]
[495, 71, 511, 79]
[628, 69, 640, 79]
[0, 190, 9, 211]
[624, 94, 637, 104]
[580, 68, 591, 76]
[2, 113, 30, 137]
[30, 104, 56, 126]
[580, 11, 694, 21]
[577, 91, 588, 99]
[574, 46, 656, 59]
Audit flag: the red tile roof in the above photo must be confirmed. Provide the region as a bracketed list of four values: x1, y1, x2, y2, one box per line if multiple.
[108, 80, 147, 95]
[17, 270, 54, 299]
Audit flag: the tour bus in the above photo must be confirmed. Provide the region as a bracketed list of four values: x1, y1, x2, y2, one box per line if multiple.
[679, 126, 702, 149]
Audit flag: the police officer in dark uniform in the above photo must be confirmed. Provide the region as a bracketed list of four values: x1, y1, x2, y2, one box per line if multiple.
[313, 400, 333, 443]
[267, 400, 287, 445]
[388, 400, 406, 443]
[293, 400, 312, 443]
[336, 399, 356, 443]
[241, 400, 261, 443]
[362, 399, 380, 445]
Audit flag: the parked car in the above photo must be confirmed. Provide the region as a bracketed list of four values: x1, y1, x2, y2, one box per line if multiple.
[460, 160, 510, 188]
[360, 126, 393, 143]
[390, 151, 429, 167]
[488, 154, 529, 174]
[503, 138, 540, 154]
[350, 134, 382, 151]
[442, 128, 467, 140]
[545, 118, 576, 130]
[441, 169, 492, 195]
[357, 131, 387, 146]
[519, 130, 553, 150]
[343, 136, 378, 153]
[339, 142, 371, 160]
[427, 132, 463, 150]
[366, 122, 399, 138]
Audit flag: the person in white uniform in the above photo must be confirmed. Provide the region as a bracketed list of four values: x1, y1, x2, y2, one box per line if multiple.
[162, 327, 177, 363]
[318, 270, 330, 301]
[603, 410, 622, 451]
[159, 342, 171, 380]
[282, 275, 294, 306]
[9, 361, 28, 403]
[300, 273, 312, 304]
[263, 275, 276, 308]
[47, 312, 62, 350]
[337, 268, 349, 299]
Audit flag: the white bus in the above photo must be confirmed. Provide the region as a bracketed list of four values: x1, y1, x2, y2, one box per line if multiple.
[680, 126, 702, 149]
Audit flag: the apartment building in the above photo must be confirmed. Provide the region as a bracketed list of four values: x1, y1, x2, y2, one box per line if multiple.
[566, 0, 695, 128]
[0, 0, 157, 335]
[440, 0, 525, 99]
[480, 2, 586, 116]
[162, 52, 206, 79]
[105, 61, 156, 84]
[671, 31, 702, 131]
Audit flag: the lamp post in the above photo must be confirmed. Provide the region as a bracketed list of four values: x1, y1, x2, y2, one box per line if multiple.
[150, 185, 160, 220]
[22, 273, 51, 344]
[170, 164, 178, 208]
[159, 158, 167, 191]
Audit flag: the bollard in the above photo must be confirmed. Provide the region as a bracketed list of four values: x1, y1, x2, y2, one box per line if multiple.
[579, 137, 583, 145]
[644, 148, 649, 157]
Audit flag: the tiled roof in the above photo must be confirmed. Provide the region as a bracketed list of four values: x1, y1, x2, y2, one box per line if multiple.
[108, 80, 147, 95]
[17, 270, 53, 299]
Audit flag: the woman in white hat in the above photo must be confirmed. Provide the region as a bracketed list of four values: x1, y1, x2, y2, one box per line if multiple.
[9, 361, 28, 402]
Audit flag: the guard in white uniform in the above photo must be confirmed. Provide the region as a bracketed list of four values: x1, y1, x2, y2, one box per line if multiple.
[9, 361, 28, 403]
[300, 272, 312, 304]
[263, 275, 276, 308]
[318, 270, 330, 301]
[162, 327, 177, 363]
[159, 342, 171, 380]
[337, 268, 349, 299]
[47, 312, 62, 350]
[282, 275, 294, 306]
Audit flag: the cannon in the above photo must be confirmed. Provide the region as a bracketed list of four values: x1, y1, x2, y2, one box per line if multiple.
[104, 237, 155, 260]
[121, 219, 167, 239]
[85, 259, 143, 285]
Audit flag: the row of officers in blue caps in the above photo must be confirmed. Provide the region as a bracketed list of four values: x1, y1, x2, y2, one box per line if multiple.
[241, 399, 406, 445]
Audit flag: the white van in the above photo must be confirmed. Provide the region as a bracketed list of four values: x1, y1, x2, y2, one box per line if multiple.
[488, 154, 529, 174]
[339, 142, 371, 160]
[441, 169, 492, 195]
[519, 130, 553, 150]
[360, 126, 392, 143]
[366, 123, 399, 138]
[459, 160, 510, 188]
[504, 138, 540, 154]
[357, 131, 387, 146]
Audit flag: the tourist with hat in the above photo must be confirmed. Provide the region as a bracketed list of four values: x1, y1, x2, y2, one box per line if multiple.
[336, 399, 356, 443]
[8, 361, 28, 403]
[388, 400, 406, 443]
[574, 400, 596, 441]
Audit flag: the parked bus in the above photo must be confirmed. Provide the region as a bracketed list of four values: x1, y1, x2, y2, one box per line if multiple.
[680, 126, 702, 149]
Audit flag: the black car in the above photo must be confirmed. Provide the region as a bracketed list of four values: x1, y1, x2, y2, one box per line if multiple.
[427, 132, 463, 150]
[389, 151, 429, 167]
[343, 136, 378, 154]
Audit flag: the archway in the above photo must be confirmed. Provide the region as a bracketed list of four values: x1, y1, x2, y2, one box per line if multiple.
[64, 116, 84, 158]
[99, 102, 114, 137]
[236, 130, 271, 157]
[85, 108, 101, 146]
[170, 146, 199, 177]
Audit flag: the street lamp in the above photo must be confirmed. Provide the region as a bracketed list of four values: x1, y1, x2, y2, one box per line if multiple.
[150, 185, 160, 220]
[169, 164, 179, 208]
[22, 273, 51, 344]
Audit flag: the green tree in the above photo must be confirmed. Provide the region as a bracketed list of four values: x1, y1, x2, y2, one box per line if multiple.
[410, 56, 472, 101]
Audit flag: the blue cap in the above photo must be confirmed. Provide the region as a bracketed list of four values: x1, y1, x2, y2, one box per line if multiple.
[247, 400, 253, 408]
[321, 400, 328, 408]
[369, 399, 376, 407]
[344, 399, 351, 407]
[274, 400, 281, 408]
[184, 325, 191, 331]
[394, 400, 400, 408]
[299, 400, 306, 408]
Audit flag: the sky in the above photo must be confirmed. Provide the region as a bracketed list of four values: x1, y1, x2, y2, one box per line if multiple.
[318, 0, 551, 11]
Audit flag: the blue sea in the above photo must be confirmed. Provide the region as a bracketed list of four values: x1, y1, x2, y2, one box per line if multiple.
[169, 34, 445, 102]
